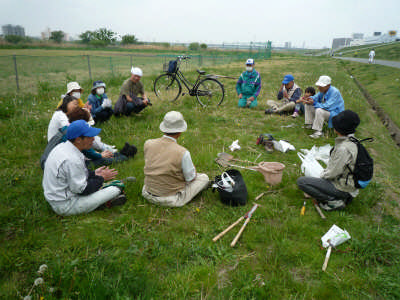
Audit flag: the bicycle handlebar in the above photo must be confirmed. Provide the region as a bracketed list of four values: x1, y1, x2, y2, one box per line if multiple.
[177, 55, 191, 60]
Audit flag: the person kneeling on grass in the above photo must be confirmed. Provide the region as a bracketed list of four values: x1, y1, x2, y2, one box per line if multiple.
[43, 120, 127, 216]
[297, 110, 360, 211]
[142, 111, 209, 207]
[265, 74, 302, 115]
[236, 58, 261, 108]
[87, 80, 113, 123]
[114, 67, 151, 116]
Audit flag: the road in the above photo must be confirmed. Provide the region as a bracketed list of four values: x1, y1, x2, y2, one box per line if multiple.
[333, 57, 400, 69]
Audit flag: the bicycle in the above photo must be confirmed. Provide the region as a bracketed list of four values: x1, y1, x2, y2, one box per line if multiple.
[153, 56, 225, 107]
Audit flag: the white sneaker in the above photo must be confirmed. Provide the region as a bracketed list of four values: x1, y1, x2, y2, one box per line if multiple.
[104, 144, 118, 153]
[309, 131, 323, 139]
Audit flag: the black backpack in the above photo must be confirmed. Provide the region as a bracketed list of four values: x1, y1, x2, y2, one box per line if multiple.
[167, 60, 178, 74]
[347, 137, 374, 189]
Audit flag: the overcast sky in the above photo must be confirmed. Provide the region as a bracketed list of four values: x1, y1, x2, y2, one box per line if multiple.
[1, 0, 399, 48]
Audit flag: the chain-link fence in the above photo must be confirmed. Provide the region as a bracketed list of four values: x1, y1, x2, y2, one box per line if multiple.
[0, 46, 271, 94]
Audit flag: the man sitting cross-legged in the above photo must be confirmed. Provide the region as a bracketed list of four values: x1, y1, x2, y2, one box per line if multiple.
[142, 111, 209, 207]
[43, 120, 127, 216]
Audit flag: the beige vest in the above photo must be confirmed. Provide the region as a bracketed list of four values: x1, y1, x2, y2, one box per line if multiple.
[283, 82, 301, 102]
[144, 137, 187, 196]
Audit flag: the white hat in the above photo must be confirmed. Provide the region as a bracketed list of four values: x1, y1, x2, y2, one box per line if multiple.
[315, 75, 332, 87]
[131, 67, 143, 77]
[246, 58, 254, 65]
[66, 82, 82, 94]
[159, 111, 187, 133]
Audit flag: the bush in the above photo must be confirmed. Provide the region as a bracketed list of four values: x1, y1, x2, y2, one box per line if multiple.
[121, 34, 138, 45]
[200, 43, 207, 50]
[188, 42, 200, 51]
[4, 35, 27, 44]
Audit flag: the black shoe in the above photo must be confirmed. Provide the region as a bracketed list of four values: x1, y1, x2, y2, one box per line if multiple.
[96, 194, 127, 211]
[265, 108, 274, 115]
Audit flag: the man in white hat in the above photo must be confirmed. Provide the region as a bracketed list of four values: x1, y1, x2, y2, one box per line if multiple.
[142, 111, 209, 207]
[236, 58, 261, 108]
[304, 75, 345, 138]
[115, 67, 151, 116]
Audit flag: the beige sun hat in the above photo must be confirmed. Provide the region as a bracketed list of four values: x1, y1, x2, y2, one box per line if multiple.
[66, 82, 82, 94]
[315, 75, 332, 87]
[159, 111, 187, 133]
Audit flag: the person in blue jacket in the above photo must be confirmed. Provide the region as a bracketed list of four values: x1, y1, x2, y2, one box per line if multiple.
[304, 75, 345, 139]
[87, 81, 113, 123]
[236, 58, 261, 108]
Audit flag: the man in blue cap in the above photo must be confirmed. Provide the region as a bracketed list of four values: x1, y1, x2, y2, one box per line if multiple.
[236, 58, 262, 108]
[265, 74, 302, 115]
[43, 120, 126, 215]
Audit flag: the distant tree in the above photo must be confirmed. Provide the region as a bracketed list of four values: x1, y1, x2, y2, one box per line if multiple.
[188, 42, 200, 51]
[50, 31, 65, 43]
[4, 35, 25, 44]
[121, 34, 138, 45]
[79, 30, 93, 43]
[92, 28, 116, 44]
[200, 43, 207, 50]
[89, 39, 108, 47]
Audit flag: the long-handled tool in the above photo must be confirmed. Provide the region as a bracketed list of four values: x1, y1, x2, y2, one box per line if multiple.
[312, 199, 326, 219]
[212, 204, 258, 247]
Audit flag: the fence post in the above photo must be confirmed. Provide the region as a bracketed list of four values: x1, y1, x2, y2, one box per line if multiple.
[130, 55, 133, 67]
[110, 57, 114, 76]
[87, 55, 92, 80]
[13, 55, 20, 91]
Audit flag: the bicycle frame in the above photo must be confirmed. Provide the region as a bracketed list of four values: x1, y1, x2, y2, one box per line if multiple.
[170, 58, 204, 96]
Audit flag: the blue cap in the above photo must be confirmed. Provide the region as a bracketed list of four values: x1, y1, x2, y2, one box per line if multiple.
[67, 120, 101, 140]
[282, 74, 294, 84]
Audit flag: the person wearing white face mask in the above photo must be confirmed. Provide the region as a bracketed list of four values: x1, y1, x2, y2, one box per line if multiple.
[87, 80, 113, 123]
[236, 58, 262, 108]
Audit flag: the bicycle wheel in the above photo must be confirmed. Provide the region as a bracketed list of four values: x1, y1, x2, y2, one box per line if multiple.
[196, 78, 225, 107]
[154, 73, 182, 102]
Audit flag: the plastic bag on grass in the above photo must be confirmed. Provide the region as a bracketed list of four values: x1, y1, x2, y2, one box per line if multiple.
[297, 152, 324, 178]
[321, 224, 351, 248]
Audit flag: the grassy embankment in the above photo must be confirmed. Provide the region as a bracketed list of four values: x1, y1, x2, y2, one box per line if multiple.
[1, 53, 400, 299]
[340, 42, 400, 61]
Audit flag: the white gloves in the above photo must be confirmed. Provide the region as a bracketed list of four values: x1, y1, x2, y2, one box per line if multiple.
[102, 98, 112, 108]
[229, 140, 241, 152]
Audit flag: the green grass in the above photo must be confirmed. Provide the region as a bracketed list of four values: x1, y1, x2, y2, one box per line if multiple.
[339, 60, 400, 128]
[1, 55, 400, 299]
[341, 42, 400, 61]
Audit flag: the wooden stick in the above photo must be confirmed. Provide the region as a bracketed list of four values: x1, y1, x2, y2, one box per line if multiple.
[212, 216, 244, 242]
[230, 218, 251, 247]
[312, 199, 326, 219]
[255, 193, 265, 201]
[322, 246, 332, 271]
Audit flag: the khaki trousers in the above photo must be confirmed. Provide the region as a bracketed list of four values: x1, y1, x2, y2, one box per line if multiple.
[304, 106, 330, 132]
[266, 100, 295, 113]
[142, 173, 209, 207]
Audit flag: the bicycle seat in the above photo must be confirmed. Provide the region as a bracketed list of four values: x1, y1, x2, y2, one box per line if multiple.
[197, 69, 206, 75]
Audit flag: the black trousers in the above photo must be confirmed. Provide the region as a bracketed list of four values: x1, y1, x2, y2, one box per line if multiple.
[297, 176, 352, 204]
[93, 108, 113, 122]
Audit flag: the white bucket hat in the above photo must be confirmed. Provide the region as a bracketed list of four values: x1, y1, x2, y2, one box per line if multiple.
[131, 67, 143, 77]
[315, 75, 332, 87]
[160, 111, 187, 133]
[66, 82, 82, 94]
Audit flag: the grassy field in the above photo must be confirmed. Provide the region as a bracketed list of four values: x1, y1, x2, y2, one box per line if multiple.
[0, 48, 269, 94]
[340, 42, 400, 61]
[1, 54, 400, 299]
[338, 60, 400, 128]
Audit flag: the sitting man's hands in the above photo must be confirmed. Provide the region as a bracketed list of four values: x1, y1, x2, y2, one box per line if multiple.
[247, 96, 255, 102]
[101, 150, 114, 158]
[238, 93, 243, 99]
[95, 166, 118, 181]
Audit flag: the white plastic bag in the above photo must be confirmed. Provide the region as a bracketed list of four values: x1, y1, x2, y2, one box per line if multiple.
[321, 224, 351, 248]
[229, 140, 241, 152]
[215, 172, 235, 192]
[300, 144, 332, 165]
[273, 140, 295, 153]
[297, 152, 324, 178]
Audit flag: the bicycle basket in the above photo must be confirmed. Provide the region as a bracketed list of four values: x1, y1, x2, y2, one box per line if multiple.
[167, 60, 178, 74]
